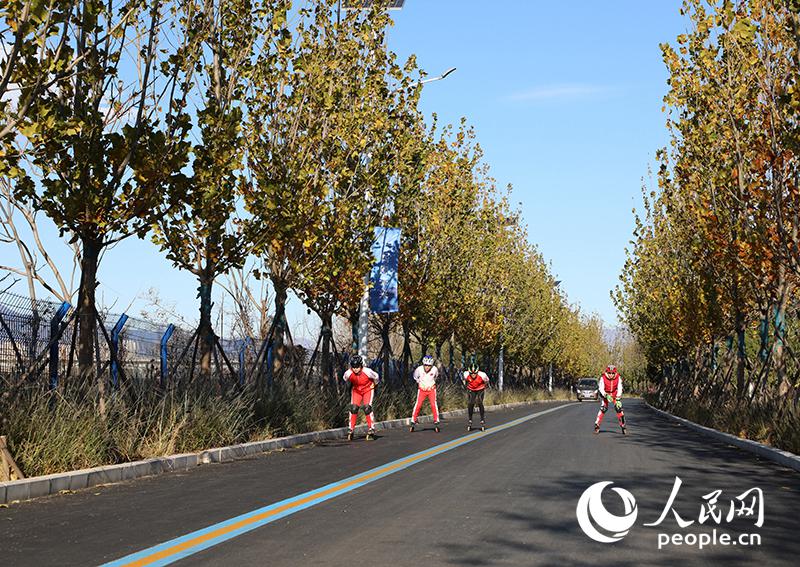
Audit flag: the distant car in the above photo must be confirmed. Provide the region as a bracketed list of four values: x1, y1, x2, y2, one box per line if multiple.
[575, 378, 599, 402]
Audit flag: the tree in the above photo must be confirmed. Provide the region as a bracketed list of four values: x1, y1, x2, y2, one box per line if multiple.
[153, 0, 264, 384]
[0, 0, 78, 149]
[13, 0, 194, 412]
[0, 177, 79, 302]
[617, 0, 800, 411]
[245, 0, 411, 379]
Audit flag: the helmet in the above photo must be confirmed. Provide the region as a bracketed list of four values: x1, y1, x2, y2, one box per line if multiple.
[350, 354, 363, 368]
[468, 363, 479, 374]
[605, 365, 618, 376]
[422, 355, 434, 366]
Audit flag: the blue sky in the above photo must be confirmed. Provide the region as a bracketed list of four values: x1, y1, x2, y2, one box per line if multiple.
[388, 1, 688, 324]
[3, 1, 689, 338]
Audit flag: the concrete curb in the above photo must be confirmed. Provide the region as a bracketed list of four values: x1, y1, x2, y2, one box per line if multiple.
[644, 401, 800, 474]
[0, 398, 569, 504]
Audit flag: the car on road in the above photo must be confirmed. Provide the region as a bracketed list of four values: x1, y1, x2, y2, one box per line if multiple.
[574, 378, 599, 402]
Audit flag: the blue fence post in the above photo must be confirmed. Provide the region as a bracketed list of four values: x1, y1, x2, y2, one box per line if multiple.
[238, 338, 252, 386]
[48, 302, 70, 390]
[160, 324, 176, 388]
[109, 313, 128, 388]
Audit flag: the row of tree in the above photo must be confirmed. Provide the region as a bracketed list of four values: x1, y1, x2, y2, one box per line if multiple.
[1, 0, 609, 402]
[616, 0, 800, 407]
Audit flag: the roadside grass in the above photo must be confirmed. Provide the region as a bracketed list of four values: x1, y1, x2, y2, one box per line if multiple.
[0, 380, 572, 478]
[645, 394, 800, 455]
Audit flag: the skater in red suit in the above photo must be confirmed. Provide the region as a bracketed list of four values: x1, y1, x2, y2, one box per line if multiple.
[343, 354, 380, 440]
[410, 355, 440, 432]
[595, 365, 626, 434]
[462, 363, 489, 431]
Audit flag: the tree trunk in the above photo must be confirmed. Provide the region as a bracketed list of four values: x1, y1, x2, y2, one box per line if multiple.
[380, 314, 392, 386]
[271, 280, 288, 381]
[401, 319, 412, 382]
[735, 307, 746, 395]
[197, 273, 214, 386]
[434, 339, 444, 382]
[77, 236, 99, 373]
[773, 272, 791, 394]
[348, 308, 359, 354]
[448, 336, 454, 383]
[77, 235, 103, 414]
[320, 310, 334, 387]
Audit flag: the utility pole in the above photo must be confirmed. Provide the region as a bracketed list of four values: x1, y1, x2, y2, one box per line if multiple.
[548, 280, 562, 393]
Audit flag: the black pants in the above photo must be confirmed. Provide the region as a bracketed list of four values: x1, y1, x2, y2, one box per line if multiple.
[467, 390, 485, 421]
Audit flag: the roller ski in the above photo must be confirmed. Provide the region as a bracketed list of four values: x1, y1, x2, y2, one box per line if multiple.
[347, 429, 354, 441]
[409, 421, 416, 432]
[434, 422, 440, 433]
[365, 428, 376, 441]
[480, 421, 486, 432]
[594, 423, 600, 434]
[466, 420, 472, 432]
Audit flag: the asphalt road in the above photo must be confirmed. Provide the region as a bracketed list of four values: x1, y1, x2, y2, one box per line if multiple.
[1, 399, 799, 566]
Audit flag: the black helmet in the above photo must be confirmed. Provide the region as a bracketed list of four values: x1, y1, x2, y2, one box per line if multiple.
[350, 354, 363, 368]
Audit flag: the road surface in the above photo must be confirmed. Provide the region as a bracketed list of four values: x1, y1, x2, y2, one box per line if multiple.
[1, 399, 798, 566]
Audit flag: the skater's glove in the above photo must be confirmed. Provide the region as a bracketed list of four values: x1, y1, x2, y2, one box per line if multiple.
[614, 401, 623, 412]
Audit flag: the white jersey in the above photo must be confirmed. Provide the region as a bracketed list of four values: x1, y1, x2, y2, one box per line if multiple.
[413, 365, 438, 390]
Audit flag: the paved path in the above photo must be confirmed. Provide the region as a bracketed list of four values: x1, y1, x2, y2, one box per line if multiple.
[1, 400, 798, 566]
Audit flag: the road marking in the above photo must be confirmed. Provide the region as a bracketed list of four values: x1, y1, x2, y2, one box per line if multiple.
[103, 403, 575, 567]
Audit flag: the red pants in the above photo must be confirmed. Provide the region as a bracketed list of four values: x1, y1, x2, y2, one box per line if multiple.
[595, 397, 625, 427]
[349, 389, 375, 430]
[412, 388, 439, 422]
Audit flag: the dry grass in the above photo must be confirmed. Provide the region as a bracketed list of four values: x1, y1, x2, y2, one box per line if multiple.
[646, 393, 800, 455]
[0, 380, 571, 478]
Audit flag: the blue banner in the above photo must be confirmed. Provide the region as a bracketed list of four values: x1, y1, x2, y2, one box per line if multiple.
[369, 227, 401, 313]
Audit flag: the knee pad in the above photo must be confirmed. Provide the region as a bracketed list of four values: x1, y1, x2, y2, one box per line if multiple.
[363, 404, 373, 415]
[600, 405, 608, 414]
[349, 404, 359, 414]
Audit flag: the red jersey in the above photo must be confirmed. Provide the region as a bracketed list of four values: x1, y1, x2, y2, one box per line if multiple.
[343, 367, 379, 395]
[463, 370, 489, 391]
[600, 372, 622, 399]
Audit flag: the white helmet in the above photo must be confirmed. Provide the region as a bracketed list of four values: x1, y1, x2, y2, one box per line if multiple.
[422, 355, 434, 366]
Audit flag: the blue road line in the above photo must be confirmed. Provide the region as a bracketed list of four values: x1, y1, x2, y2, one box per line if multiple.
[102, 403, 574, 567]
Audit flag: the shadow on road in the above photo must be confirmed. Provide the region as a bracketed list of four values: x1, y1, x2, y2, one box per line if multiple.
[436, 400, 800, 567]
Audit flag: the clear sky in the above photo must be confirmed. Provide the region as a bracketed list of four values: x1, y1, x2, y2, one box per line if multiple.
[387, 0, 688, 325]
[2, 1, 689, 339]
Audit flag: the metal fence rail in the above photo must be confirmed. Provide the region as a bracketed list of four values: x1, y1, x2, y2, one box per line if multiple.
[0, 292, 74, 381]
[0, 291, 258, 390]
[0, 291, 535, 393]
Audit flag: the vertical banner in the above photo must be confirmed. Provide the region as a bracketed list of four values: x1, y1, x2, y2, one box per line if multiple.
[369, 227, 401, 313]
